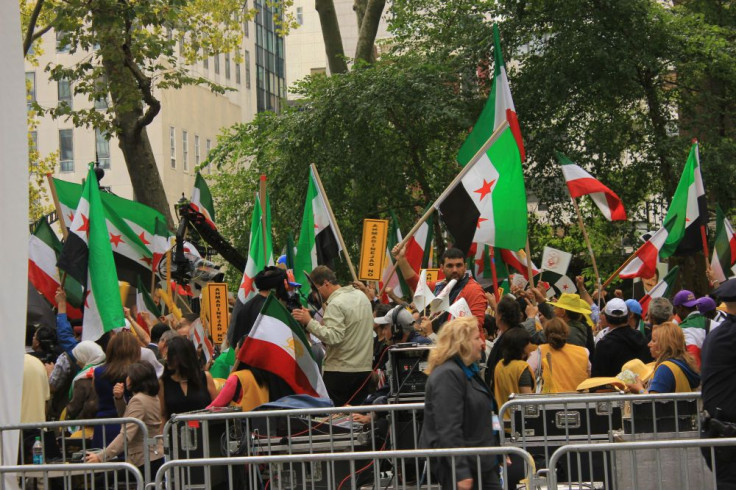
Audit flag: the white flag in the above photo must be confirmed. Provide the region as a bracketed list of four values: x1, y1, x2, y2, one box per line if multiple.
[447, 297, 472, 319]
[430, 279, 457, 314]
[413, 269, 436, 312]
[541, 246, 572, 275]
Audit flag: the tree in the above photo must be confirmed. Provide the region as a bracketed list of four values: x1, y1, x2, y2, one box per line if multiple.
[21, 0, 295, 227]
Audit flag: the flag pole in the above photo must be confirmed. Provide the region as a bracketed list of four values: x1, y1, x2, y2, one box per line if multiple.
[309, 163, 358, 281]
[490, 247, 500, 301]
[259, 175, 269, 266]
[701, 224, 710, 268]
[46, 173, 68, 240]
[524, 239, 535, 288]
[571, 196, 602, 299]
[379, 120, 513, 296]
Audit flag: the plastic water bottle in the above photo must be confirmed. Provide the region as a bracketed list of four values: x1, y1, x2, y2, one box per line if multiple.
[32, 437, 43, 465]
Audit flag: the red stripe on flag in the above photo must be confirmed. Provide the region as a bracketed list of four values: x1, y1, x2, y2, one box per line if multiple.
[620, 241, 660, 279]
[505, 109, 526, 162]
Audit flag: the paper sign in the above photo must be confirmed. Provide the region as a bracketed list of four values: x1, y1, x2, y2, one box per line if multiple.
[424, 268, 441, 283]
[541, 246, 573, 275]
[359, 219, 389, 281]
[206, 283, 229, 344]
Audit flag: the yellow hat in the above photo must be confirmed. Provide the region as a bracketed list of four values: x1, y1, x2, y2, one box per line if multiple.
[619, 359, 655, 384]
[548, 293, 593, 316]
[576, 377, 626, 392]
[576, 360, 655, 393]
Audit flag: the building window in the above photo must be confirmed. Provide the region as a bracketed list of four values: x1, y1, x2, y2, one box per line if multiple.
[25, 72, 36, 109]
[95, 129, 110, 169]
[94, 77, 108, 110]
[205, 139, 212, 174]
[59, 129, 74, 172]
[245, 51, 251, 89]
[203, 52, 209, 70]
[195, 135, 200, 167]
[214, 54, 220, 75]
[225, 53, 231, 80]
[169, 126, 176, 168]
[255, 0, 285, 112]
[310, 67, 327, 75]
[56, 30, 69, 53]
[235, 61, 241, 84]
[29, 131, 38, 166]
[296, 7, 303, 25]
[182, 130, 189, 171]
[58, 78, 73, 108]
[244, 1, 249, 38]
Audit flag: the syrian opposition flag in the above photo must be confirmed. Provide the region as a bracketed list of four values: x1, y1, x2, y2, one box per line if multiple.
[639, 266, 680, 317]
[470, 243, 510, 288]
[237, 193, 274, 303]
[660, 142, 708, 258]
[238, 294, 329, 399]
[620, 226, 669, 279]
[294, 167, 342, 289]
[57, 164, 125, 341]
[100, 201, 154, 285]
[190, 172, 217, 230]
[556, 152, 626, 221]
[437, 125, 527, 254]
[539, 271, 577, 298]
[710, 205, 736, 283]
[28, 219, 83, 319]
[458, 24, 525, 165]
[136, 275, 161, 324]
[499, 248, 538, 280]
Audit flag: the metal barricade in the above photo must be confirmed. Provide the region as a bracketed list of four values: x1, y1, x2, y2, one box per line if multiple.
[163, 404, 425, 490]
[546, 437, 736, 489]
[153, 446, 537, 490]
[498, 392, 702, 487]
[0, 462, 143, 490]
[0, 417, 155, 484]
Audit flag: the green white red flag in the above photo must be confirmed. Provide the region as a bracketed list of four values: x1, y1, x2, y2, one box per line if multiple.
[57, 164, 125, 341]
[639, 266, 679, 317]
[556, 152, 626, 221]
[238, 294, 329, 399]
[237, 193, 274, 303]
[710, 205, 736, 283]
[457, 24, 525, 165]
[136, 275, 161, 324]
[190, 172, 217, 230]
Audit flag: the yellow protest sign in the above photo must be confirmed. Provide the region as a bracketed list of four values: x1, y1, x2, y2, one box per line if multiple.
[359, 219, 389, 281]
[424, 268, 441, 283]
[206, 283, 229, 344]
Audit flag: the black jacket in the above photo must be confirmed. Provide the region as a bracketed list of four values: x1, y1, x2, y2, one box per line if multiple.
[591, 326, 649, 377]
[419, 359, 497, 482]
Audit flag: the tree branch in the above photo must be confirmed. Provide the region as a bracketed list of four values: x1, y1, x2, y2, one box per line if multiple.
[315, 0, 348, 74]
[23, 0, 46, 56]
[354, 0, 385, 64]
[120, 12, 160, 131]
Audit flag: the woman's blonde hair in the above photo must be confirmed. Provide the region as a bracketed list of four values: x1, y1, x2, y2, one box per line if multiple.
[652, 322, 699, 373]
[425, 316, 479, 374]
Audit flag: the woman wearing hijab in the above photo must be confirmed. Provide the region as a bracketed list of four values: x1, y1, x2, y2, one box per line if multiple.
[65, 341, 106, 420]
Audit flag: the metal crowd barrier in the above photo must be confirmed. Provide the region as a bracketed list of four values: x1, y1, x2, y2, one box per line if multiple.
[0, 462, 143, 490]
[163, 403, 425, 490]
[498, 392, 703, 487]
[545, 437, 736, 489]
[153, 446, 537, 490]
[0, 417, 154, 485]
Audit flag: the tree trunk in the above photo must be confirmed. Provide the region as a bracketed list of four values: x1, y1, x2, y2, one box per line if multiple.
[640, 69, 676, 198]
[315, 0, 349, 74]
[354, 0, 385, 64]
[353, 0, 367, 30]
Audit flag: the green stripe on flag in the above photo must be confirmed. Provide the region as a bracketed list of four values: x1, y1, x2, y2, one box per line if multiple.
[488, 127, 527, 250]
[261, 294, 316, 362]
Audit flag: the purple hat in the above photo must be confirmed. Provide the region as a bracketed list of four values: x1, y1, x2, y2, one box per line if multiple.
[673, 290, 698, 308]
[695, 296, 717, 313]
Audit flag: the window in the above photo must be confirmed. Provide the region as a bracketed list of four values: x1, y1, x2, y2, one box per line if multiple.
[58, 78, 73, 108]
[94, 77, 108, 110]
[25, 72, 35, 109]
[214, 54, 220, 75]
[225, 53, 231, 80]
[59, 129, 74, 172]
[310, 67, 327, 75]
[29, 131, 38, 166]
[56, 30, 69, 53]
[235, 61, 241, 84]
[203, 52, 209, 70]
[95, 129, 110, 169]
[182, 130, 189, 171]
[205, 139, 212, 174]
[296, 7, 303, 25]
[169, 126, 176, 168]
[195, 135, 200, 167]
[245, 51, 251, 89]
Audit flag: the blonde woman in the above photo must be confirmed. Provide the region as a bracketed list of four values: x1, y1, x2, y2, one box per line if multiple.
[627, 322, 700, 393]
[418, 317, 500, 490]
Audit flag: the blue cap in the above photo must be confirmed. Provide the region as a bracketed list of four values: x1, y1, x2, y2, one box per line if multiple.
[277, 255, 288, 265]
[625, 299, 642, 316]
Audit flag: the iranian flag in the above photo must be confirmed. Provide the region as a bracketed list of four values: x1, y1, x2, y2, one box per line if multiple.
[639, 266, 679, 317]
[660, 141, 708, 258]
[436, 125, 527, 254]
[136, 275, 161, 324]
[620, 226, 669, 279]
[28, 219, 83, 319]
[57, 164, 125, 341]
[557, 152, 626, 221]
[458, 24, 525, 165]
[710, 205, 736, 283]
[238, 294, 329, 399]
[404, 208, 434, 273]
[380, 213, 410, 301]
[190, 172, 217, 230]
[500, 248, 538, 280]
[237, 193, 274, 303]
[294, 167, 342, 289]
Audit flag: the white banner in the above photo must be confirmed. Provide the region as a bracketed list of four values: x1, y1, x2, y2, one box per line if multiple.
[541, 246, 573, 275]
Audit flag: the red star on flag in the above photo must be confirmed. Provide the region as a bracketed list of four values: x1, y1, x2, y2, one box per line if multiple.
[562, 284, 569, 290]
[476, 217, 488, 229]
[138, 231, 150, 245]
[77, 214, 90, 236]
[84, 290, 91, 308]
[67, 211, 75, 223]
[109, 233, 123, 247]
[140, 257, 153, 266]
[474, 179, 496, 201]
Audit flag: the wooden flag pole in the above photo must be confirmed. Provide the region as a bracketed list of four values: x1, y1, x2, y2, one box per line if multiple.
[524, 239, 536, 289]
[571, 196, 602, 299]
[259, 175, 269, 266]
[309, 163, 358, 282]
[379, 120, 513, 296]
[46, 173, 68, 240]
[490, 246, 500, 301]
[601, 243, 644, 290]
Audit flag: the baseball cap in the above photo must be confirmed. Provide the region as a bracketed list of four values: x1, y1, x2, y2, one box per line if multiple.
[625, 299, 642, 316]
[695, 296, 717, 313]
[712, 278, 736, 302]
[603, 298, 628, 318]
[673, 290, 698, 308]
[374, 306, 416, 333]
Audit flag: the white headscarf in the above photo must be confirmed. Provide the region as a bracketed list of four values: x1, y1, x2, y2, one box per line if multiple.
[71, 341, 106, 386]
